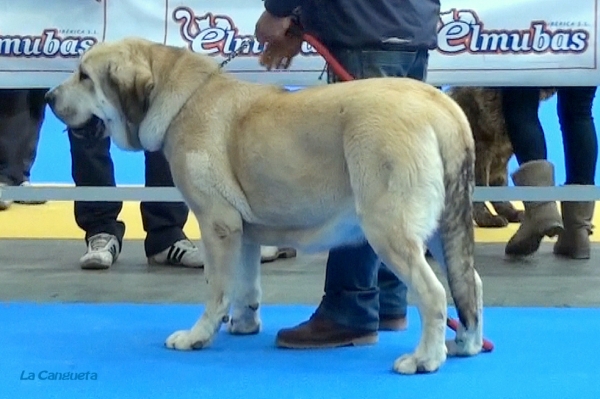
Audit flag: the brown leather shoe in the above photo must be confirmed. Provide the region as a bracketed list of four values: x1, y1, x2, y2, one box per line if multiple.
[276, 314, 378, 349]
[378, 315, 408, 331]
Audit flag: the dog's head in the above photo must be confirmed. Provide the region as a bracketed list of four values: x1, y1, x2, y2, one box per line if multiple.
[46, 38, 161, 151]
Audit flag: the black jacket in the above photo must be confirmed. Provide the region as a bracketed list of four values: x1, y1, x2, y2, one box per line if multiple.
[263, 0, 441, 50]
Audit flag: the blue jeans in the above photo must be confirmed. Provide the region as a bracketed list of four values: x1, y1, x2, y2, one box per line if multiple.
[502, 86, 598, 185]
[316, 48, 430, 331]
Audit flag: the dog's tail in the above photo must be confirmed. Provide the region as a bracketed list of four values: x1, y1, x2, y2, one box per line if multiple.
[437, 101, 481, 332]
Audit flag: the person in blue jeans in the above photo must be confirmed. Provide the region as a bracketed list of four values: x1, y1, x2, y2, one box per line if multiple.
[501, 87, 598, 259]
[255, 0, 441, 348]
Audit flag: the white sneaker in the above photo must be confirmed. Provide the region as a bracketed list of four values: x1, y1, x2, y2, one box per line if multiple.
[260, 246, 297, 263]
[148, 239, 204, 268]
[0, 182, 12, 211]
[80, 233, 120, 270]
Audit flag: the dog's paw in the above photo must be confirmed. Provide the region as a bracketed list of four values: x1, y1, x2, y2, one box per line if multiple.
[165, 329, 213, 350]
[504, 209, 524, 224]
[227, 317, 261, 335]
[392, 351, 446, 375]
[446, 338, 482, 357]
[227, 304, 261, 335]
[492, 202, 524, 223]
[474, 214, 509, 228]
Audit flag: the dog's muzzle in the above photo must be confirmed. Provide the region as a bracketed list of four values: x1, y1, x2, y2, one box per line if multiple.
[70, 115, 106, 140]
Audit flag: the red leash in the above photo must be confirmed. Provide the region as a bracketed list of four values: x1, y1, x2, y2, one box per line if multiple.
[301, 33, 495, 353]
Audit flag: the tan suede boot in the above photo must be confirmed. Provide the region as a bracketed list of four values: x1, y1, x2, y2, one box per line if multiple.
[505, 160, 564, 256]
[553, 200, 595, 259]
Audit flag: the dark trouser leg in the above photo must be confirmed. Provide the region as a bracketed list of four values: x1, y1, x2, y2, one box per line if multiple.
[377, 266, 409, 319]
[501, 87, 563, 256]
[318, 244, 381, 330]
[501, 87, 547, 164]
[557, 87, 598, 186]
[69, 132, 125, 244]
[141, 151, 189, 257]
[553, 87, 598, 259]
[21, 89, 48, 182]
[0, 90, 30, 185]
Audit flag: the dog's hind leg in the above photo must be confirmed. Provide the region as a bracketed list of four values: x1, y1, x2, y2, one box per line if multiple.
[361, 199, 447, 374]
[346, 129, 448, 374]
[439, 151, 484, 357]
[489, 156, 524, 223]
[474, 146, 508, 228]
[227, 241, 262, 335]
[165, 202, 243, 350]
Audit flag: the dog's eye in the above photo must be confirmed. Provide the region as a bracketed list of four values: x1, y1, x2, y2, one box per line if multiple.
[80, 71, 90, 81]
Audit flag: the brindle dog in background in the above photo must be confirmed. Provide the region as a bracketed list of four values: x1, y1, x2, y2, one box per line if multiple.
[447, 87, 556, 228]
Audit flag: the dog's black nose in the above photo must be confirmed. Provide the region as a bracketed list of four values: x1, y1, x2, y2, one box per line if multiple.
[45, 90, 55, 106]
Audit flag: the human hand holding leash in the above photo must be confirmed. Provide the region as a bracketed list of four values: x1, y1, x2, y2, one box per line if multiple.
[255, 10, 293, 43]
[259, 35, 303, 70]
[255, 10, 303, 70]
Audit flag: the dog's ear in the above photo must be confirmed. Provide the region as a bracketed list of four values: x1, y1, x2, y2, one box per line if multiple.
[107, 61, 154, 124]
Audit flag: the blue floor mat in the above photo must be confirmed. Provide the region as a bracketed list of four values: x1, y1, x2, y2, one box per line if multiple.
[1, 303, 599, 399]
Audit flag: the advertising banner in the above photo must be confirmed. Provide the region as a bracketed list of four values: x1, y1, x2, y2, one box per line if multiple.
[0, 0, 597, 88]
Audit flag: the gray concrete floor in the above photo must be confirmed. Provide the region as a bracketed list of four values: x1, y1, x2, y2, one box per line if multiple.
[0, 239, 599, 307]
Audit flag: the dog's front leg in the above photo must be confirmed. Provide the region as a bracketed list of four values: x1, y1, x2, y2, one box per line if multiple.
[228, 241, 262, 335]
[165, 206, 243, 350]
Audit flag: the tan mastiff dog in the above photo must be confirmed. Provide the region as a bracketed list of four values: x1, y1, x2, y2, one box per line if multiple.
[46, 37, 484, 374]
